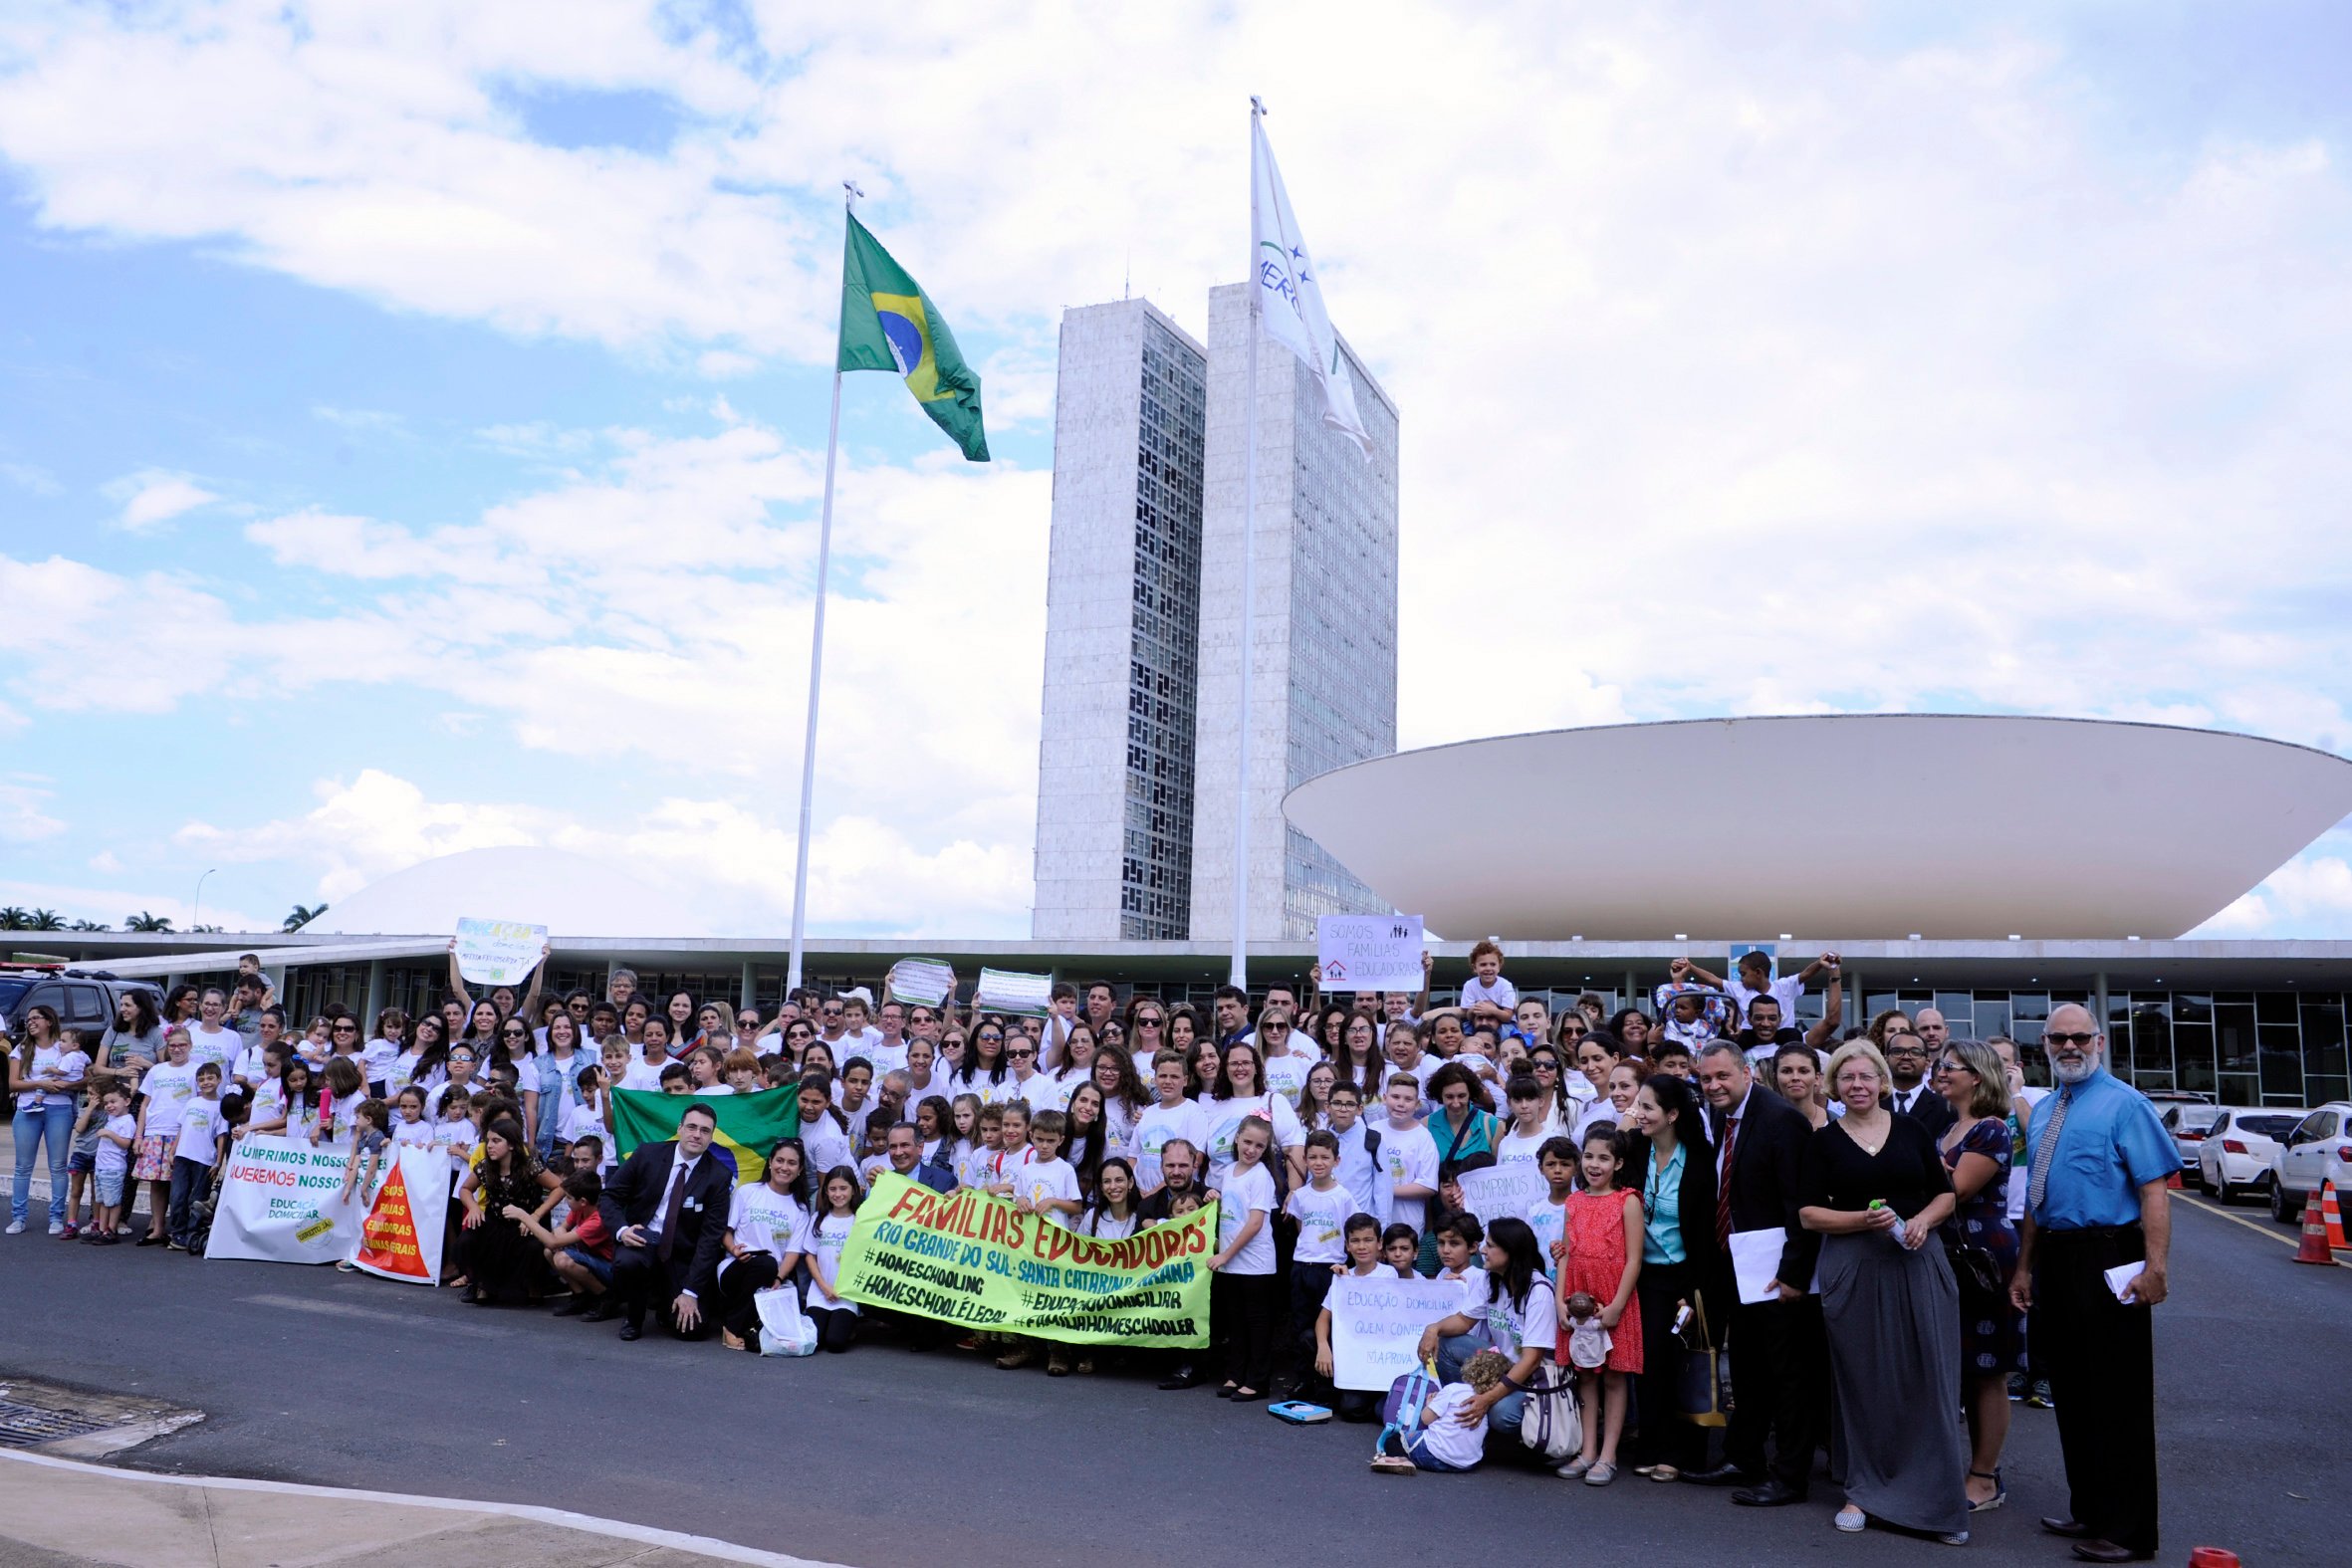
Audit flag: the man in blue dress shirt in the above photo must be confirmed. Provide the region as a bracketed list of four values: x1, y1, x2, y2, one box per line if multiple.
[2009, 1004, 2174, 1564]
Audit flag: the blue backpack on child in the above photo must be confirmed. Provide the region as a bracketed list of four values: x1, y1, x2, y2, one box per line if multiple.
[1371, 1360, 1442, 1472]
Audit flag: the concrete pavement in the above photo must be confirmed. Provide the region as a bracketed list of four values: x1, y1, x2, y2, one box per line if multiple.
[0, 1450, 838, 1568]
[0, 1182, 2339, 1567]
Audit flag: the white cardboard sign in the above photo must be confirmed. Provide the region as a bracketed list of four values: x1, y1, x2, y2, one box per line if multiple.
[1329, 1273, 1467, 1392]
[1317, 915, 1424, 994]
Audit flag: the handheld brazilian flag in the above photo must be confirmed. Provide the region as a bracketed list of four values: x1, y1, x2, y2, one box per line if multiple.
[608, 1086, 802, 1188]
[837, 213, 990, 462]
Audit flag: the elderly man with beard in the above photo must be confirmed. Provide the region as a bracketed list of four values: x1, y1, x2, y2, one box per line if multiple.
[2008, 1004, 2174, 1564]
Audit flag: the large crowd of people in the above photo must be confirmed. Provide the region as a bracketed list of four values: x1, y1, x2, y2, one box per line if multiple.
[4, 941, 2176, 1560]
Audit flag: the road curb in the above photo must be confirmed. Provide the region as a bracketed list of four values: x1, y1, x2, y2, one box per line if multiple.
[0, 1448, 849, 1567]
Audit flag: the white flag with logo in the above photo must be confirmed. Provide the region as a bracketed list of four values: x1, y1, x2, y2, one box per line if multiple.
[1251, 110, 1372, 461]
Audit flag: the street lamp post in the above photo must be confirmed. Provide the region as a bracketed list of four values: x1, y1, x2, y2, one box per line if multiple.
[192, 868, 215, 933]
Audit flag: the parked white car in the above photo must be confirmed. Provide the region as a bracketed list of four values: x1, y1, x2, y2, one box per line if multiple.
[2194, 1107, 2303, 1204]
[2158, 1100, 2226, 1170]
[2268, 1102, 2352, 1224]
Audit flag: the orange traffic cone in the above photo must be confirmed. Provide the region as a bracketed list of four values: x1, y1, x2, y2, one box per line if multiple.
[2293, 1195, 2337, 1265]
[2323, 1183, 2348, 1250]
[2187, 1549, 2242, 1568]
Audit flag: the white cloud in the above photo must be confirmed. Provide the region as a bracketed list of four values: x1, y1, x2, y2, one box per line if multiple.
[87, 850, 121, 874]
[103, 468, 221, 530]
[175, 770, 1032, 937]
[0, 460, 60, 495]
[0, 779, 65, 842]
[3, 5, 2350, 933]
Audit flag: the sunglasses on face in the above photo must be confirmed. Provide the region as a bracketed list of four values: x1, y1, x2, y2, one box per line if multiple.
[450, 1053, 477, 1065]
[1008, 1048, 1036, 1059]
[2044, 1032, 2097, 1047]
[333, 1023, 357, 1032]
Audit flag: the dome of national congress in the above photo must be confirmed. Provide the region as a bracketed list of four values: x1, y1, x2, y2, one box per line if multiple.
[305, 846, 714, 940]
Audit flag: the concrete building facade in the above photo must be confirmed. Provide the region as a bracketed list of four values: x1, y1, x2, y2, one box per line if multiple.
[1188, 282, 1401, 943]
[1031, 299, 1209, 941]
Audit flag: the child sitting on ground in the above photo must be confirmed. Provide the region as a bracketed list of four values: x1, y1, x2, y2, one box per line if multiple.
[1373, 1348, 1513, 1473]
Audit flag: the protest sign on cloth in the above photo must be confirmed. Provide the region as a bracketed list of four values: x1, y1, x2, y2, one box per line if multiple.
[452, 917, 548, 987]
[1328, 1274, 1468, 1391]
[1316, 915, 1424, 994]
[346, 1145, 451, 1284]
[884, 958, 958, 1008]
[1455, 1162, 1549, 1237]
[205, 1136, 360, 1265]
[973, 968, 1055, 1017]
[835, 1173, 1216, 1347]
[608, 1087, 800, 1187]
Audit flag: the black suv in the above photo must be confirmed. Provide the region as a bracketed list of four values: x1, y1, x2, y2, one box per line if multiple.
[0, 965, 166, 1050]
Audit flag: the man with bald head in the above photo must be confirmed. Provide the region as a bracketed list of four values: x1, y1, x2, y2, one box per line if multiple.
[2008, 1004, 2174, 1564]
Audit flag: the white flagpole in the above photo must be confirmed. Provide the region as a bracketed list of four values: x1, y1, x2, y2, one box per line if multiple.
[788, 180, 863, 999]
[1232, 99, 1265, 992]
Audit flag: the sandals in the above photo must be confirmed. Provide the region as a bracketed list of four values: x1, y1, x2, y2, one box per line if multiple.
[1637, 1463, 1680, 1482]
[1583, 1461, 1616, 1487]
[1553, 1456, 1594, 1479]
[1968, 1467, 2006, 1512]
[1231, 1387, 1261, 1402]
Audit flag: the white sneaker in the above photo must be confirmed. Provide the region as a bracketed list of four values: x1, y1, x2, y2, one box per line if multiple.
[47, 1221, 65, 1236]
[4, 1221, 24, 1235]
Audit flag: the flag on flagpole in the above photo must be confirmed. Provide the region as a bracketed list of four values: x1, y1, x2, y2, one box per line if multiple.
[837, 213, 991, 462]
[1250, 113, 1372, 461]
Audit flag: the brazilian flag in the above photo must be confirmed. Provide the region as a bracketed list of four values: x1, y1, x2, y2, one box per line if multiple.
[608, 1087, 801, 1188]
[838, 213, 990, 462]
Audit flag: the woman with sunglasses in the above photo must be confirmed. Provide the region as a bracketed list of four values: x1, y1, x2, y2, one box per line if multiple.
[1122, 998, 1172, 1078]
[947, 1020, 1014, 1103]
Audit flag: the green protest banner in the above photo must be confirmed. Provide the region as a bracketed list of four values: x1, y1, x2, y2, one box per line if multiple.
[836, 1173, 1217, 1347]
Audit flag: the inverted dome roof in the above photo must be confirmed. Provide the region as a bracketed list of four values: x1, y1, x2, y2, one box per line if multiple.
[1283, 715, 2352, 941]
[307, 846, 712, 939]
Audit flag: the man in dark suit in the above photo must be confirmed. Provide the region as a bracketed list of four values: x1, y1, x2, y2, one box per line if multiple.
[594, 1102, 735, 1342]
[1885, 1027, 1958, 1137]
[1687, 1041, 1824, 1505]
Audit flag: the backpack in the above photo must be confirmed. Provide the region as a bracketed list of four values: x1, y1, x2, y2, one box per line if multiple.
[1374, 1359, 1442, 1461]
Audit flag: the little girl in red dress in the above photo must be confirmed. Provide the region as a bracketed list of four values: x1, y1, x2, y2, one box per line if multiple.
[1554, 1124, 1645, 1485]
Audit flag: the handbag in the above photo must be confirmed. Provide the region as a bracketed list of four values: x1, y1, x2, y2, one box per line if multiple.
[755, 1286, 819, 1357]
[1519, 1366, 1582, 1460]
[1674, 1289, 1732, 1428]
[1946, 1237, 2006, 1311]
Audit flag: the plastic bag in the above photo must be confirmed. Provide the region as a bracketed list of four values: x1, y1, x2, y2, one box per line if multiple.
[756, 1287, 819, 1357]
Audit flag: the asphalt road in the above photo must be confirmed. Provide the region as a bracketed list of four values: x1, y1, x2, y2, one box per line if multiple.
[0, 1189, 2341, 1568]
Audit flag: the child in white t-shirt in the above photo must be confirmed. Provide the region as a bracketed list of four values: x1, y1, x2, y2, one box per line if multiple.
[1526, 1136, 1580, 1273]
[1313, 1212, 1394, 1418]
[166, 1064, 229, 1250]
[1459, 940, 1518, 1028]
[435, 1091, 480, 1177]
[389, 1087, 436, 1148]
[792, 1169, 862, 1353]
[1376, 1074, 1439, 1232]
[1373, 1349, 1511, 1473]
[88, 1086, 137, 1245]
[1132, 1053, 1209, 1194]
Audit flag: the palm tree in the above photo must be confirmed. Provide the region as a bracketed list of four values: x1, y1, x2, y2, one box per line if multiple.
[69, 919, 111, 932]
[124, 912, 174, 933]
[27, 909, 64, 931]
[0, 907, 27, 930]
[283, 903, 329, 932]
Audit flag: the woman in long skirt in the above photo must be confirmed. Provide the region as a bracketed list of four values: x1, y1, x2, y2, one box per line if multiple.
[1799, 1037, 1969, 1544]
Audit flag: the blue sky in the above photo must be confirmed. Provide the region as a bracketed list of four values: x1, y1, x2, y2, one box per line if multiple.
[1, 1, 2348, 940]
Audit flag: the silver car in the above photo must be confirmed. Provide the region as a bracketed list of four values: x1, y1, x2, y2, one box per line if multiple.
[2158, 1100, 2226, 1171]
[2194, 1107, 2303, 1204]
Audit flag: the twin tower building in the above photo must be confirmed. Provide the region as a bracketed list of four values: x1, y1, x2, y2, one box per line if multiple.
[1032, 285, 1402, 945]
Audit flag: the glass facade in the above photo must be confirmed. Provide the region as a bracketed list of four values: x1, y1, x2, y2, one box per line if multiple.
[1120, 321, 1207, 940]
[1278, 346, 1398, 938]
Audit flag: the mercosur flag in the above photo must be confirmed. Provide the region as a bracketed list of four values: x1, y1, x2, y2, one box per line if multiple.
[1251, 113, 1372, 461]
[838, 212, 991, 462]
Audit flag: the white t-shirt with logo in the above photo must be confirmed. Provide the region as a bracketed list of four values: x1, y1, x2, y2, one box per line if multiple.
[1198, 1092, 1303, 1186]
[1377, 1119, 1440, 1232]
[138, 1061, 200, 1138]
[1014, 1156, 1080, 1220]
[1132, 1099, 1209, 1192]
[1285, 1181, 1355, 1264]
[723, 1184, 808, 1269]
[794, 1211, 860, 1313]
[1214, 1160, 1278, 1275]
[174, 1097, 225, 1166]
[97, 1112, 137, 1175]
[1495, 1128, 1549, 1167]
